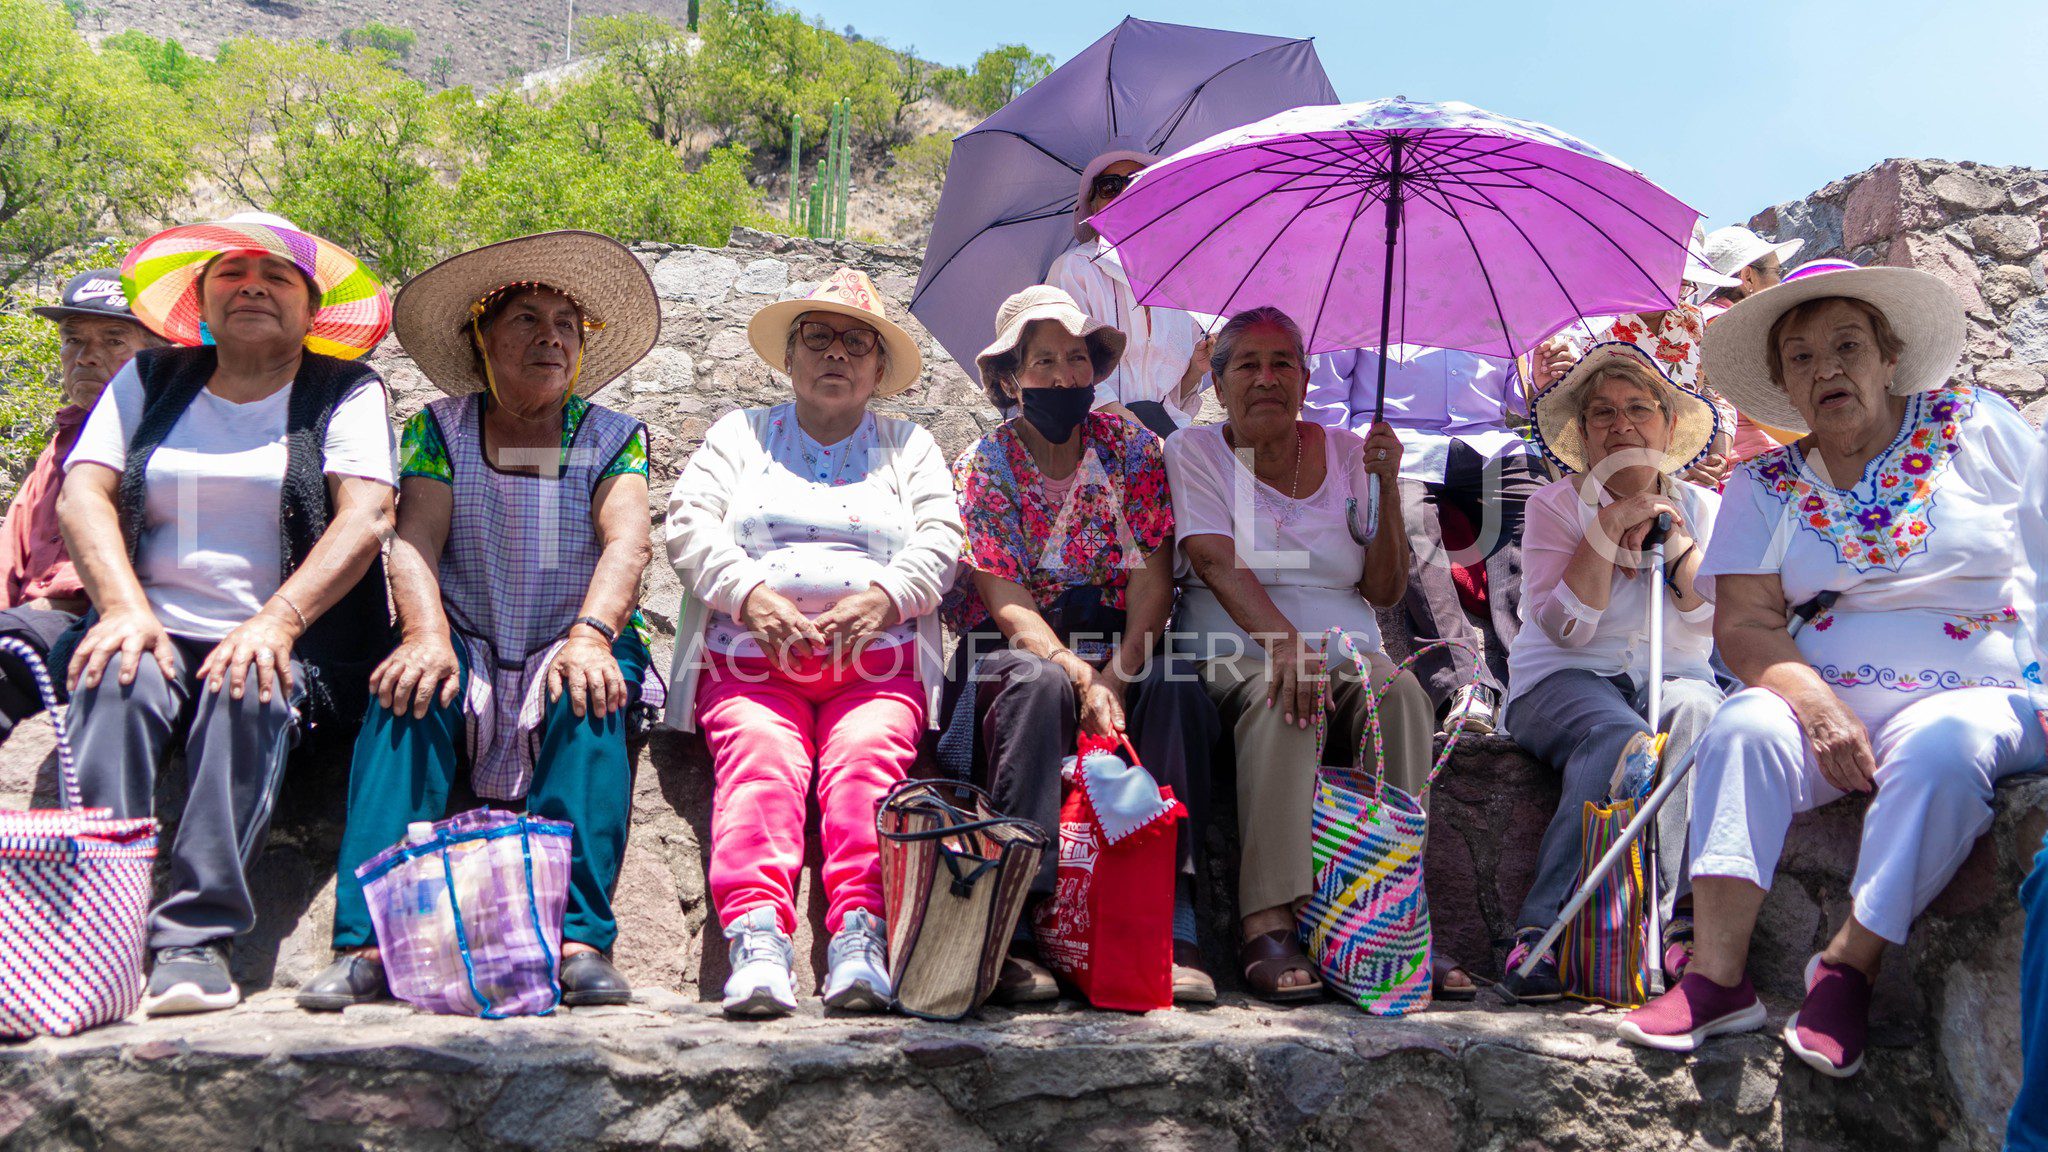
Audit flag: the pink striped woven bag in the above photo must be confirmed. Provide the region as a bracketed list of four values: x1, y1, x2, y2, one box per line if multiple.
[0, 637, 157, 1038]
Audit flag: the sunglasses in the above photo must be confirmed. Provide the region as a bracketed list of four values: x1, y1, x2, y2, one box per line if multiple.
[797, 320, 879, 358]
[1091, 173, 1134, 201]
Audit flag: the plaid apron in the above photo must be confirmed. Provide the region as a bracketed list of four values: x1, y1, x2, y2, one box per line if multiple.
[433, 394, 642, 800]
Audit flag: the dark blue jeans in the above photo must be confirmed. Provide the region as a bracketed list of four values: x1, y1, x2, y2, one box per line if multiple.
[2012, 828, 2048, 1151]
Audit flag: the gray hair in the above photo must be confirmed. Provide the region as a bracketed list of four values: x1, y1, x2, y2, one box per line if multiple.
[1573, 361, 1672, 429]
[785, 311, 890, 381]
[1209, 306, 1307, 379]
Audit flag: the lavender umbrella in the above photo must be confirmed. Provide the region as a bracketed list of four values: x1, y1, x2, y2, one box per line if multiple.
[1088, 97, 1700, 423]
[909, 17, 1338, 384]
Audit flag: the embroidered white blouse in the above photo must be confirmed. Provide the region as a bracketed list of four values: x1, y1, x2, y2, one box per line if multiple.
[1699, 383, 2037, 728]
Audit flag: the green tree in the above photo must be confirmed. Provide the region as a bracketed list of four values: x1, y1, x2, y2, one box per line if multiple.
[340, 21, 417, 60]
[196, 37, 455, 280]
[0, 0, 193, 286]
[582, 13, 696, 147]
[946, 44, 1053, 114]
[101, 30, 212, 89]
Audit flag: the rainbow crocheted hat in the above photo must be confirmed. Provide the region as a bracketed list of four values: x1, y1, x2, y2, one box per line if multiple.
[119, 211, 392, 358]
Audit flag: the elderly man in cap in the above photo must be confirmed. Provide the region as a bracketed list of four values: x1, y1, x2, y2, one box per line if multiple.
[0, 269, 164, 739]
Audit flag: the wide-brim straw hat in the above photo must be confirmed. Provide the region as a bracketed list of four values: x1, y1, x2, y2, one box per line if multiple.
[1700, 265, 1965, 435]
[747, 268, 923, 397]
[974, 285, 1127, 409]
[1533, 342, 1720, 475]
[119, 211, 392, 358]
[1704, 225, 1805, 279]
[1683, 220, 1740, 290]
[393, 231, 659, 398]
[1075, 150, 1156, 241]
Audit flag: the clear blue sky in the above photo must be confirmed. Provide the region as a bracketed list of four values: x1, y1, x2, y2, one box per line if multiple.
[791, 0, 2047, 227]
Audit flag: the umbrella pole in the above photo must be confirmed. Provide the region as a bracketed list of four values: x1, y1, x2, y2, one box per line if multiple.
[1363, 136, 1406, 542]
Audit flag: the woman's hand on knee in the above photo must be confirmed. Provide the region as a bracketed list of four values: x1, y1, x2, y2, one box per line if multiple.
[198, 612, 299, 704]
[370, 633, 461, 719]
[1792, 688, 1876, 794]
[1262, 633, 1323, 729]
[70, 608, 177, 693]
[546, 635, 625, 720]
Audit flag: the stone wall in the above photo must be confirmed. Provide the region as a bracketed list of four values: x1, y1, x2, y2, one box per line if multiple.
[1749, 158, 2048, 419]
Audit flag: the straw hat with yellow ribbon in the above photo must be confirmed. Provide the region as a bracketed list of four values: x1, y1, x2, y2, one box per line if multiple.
[747, 268, 923, 396]
[392, 230, 660, 399]
[119, 211, 392, 358]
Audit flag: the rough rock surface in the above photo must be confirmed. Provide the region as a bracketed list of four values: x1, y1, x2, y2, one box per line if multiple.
[1749, 159, 2048, 417]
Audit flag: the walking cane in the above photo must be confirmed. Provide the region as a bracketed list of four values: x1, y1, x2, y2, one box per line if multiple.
[1496, 526, 1840, 1005]
[1642, 513, 1672, 995]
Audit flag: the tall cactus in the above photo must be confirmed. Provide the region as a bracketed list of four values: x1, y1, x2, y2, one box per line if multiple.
[835, 97, 853, 238]
[791, 98, 858, 240]
[788, 113, 803, 225]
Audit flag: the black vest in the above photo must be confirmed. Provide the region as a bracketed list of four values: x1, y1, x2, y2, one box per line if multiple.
[102, 346, 395, 726]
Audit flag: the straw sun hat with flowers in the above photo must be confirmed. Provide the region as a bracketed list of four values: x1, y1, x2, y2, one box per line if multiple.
[1700, 265, 1965, 435]
[1533, 342, 1720, 476]
[393, 230, 660, 398]
[746, 268, 923, 396]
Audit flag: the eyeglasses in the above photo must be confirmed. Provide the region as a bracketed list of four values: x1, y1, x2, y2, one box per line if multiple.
[1584, 401, 1664, 428]
[1091, 173, 1134, 201]
[797, 320, 879, 358]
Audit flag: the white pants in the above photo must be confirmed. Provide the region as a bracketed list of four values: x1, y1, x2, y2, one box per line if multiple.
[1689, 686, 2046, 944]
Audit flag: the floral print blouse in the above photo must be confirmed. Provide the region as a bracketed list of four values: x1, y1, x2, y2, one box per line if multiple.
[1699, 383, 2039, 727]
[943, 411, 1174, 633]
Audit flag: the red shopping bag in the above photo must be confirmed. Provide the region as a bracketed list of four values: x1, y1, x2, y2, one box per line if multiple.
[1030, 733, 1185, 1011]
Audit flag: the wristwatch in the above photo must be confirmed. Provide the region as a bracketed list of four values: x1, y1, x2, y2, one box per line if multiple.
[571, 616, 618, 644]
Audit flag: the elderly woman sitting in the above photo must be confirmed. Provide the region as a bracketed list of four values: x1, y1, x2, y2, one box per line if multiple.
[302, 231, 661, 1010]
[668, 270, 963, 1018]
[1620, 268, 2045, 1078]
[940, 285, 1220, 1003]
[1503, 343, 1726, 1001]
[58, 214, 398, 1015]
[1163, 306, 1471, 1002]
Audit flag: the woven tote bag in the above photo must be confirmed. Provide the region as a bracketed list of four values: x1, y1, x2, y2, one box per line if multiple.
[877, 778, 1046, 1021]
[1297, 636, 1476, 1017]
[0, 637, 158, 1039]
[1557, 795, 1651, 1007]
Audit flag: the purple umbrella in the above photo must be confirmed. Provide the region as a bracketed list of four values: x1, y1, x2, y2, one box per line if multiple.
[1089, 97, 1700, 423]
[909, 17, 1338, 384]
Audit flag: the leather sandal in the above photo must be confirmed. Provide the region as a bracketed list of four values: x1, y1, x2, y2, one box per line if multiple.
[1239, 928, 1323, 1003]
[1431, 953, 1478, 1002]
[1172, 940, 1218, 1005]
[992, 949, 1059, 1004]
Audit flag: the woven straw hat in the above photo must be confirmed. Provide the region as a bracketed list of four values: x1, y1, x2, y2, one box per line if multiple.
[747, 268, 923, 397]
[974, 285, 1127, 409]
[120, 211, 391, 358]
[393, 231, 659, 398]
[1700, 265, 1965, 435]
[1533, 342, 1720, 475]
[1704, 225, 1805, 279]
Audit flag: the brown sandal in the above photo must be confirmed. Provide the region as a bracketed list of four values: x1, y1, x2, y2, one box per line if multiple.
[992, 950, 1059, 1004]
[1432, 953, 1478, 1002]
[1239, 928, 1324, 1003]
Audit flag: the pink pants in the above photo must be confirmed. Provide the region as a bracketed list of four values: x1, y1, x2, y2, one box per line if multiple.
[697, 650, 924, 935]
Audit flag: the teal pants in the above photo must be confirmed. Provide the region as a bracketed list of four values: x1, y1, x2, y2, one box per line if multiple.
[331, 635, 647, 954]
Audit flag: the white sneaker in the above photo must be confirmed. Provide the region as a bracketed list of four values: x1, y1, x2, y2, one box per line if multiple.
[1443, 683, 1499, 736]
[721, 908, 797, 1019]
[822, 909, 892, 1011]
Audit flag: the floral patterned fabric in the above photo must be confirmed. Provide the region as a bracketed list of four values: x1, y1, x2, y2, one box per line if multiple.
[943, 411, 1173, 633]
[1700, 383, 2039, 727]
[399, 393, 648, 483]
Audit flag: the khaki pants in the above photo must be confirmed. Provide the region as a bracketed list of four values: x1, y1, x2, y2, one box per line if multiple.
[1196, 645, 1434, 916]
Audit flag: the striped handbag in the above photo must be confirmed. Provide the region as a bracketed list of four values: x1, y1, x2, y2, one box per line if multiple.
[0, 637, 158, 1038]
[1557, 796, 1650, 1007]
[1297, 636, 1475, 1017]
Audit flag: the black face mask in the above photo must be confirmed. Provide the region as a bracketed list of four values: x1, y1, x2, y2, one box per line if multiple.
[1018, 386, 1092, 444]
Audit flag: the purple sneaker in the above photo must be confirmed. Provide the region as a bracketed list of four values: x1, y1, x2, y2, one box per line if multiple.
[1783, 955, 1871, 1078]
[1617, 972, 1767, 1052]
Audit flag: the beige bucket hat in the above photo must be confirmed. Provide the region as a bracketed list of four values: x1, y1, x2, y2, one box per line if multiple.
[974, 285, 1127, 408]
[393, 230, 659, 398]
[1533, 342, 1721, 475]
[1700, 265, 1965, 435]
[747, 267, 923, 396]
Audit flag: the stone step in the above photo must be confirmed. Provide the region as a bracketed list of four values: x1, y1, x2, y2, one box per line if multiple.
[0, 990, 1954, 1151]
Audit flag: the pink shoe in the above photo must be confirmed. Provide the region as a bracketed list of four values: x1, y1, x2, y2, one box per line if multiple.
[1617, 972, 1767, 1052]
[1783, 955, 1871, 1078]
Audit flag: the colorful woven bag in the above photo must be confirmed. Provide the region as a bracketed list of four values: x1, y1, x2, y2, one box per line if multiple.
[1297, 635, 1475, 1017]
[1557, 796, 1651, 1007]
[357, 808, 573, 1018]
[0, 637, 158, 1039]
